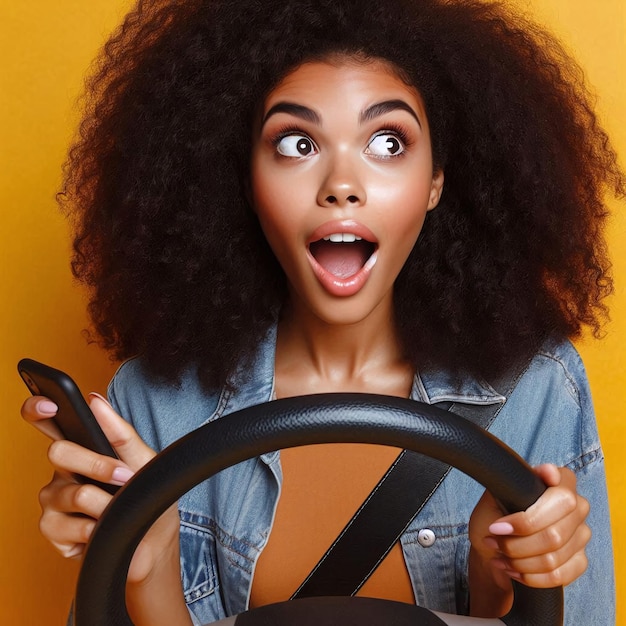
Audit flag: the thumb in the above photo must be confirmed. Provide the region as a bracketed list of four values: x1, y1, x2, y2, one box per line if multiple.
[488, 463, 562, 537]
[88, 393, 156, 471]
[532, 463, 561, 488]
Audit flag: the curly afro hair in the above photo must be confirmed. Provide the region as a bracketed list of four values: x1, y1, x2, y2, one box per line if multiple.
[61, 0, 624, 390]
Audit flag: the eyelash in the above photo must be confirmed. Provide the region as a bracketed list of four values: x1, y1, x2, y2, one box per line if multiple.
[268, 122, 414, 155]
[371, 124, 412, 151]
[270, 125, 313, 149]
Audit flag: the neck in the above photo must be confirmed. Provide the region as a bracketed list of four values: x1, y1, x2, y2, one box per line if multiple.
[274, 292, 413, 397]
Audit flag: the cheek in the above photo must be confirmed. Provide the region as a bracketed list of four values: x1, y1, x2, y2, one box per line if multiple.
[251, 169, 283, 233]
[253, 204, 286, 254]
[251, 160, 299, 218]
[372, 180, 433, 264]
[250, 194, 299, 263]
[251, 159, 313, 251]
[371, 175, 433, 224]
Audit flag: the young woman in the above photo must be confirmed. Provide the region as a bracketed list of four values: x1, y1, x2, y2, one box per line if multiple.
[22, 0, 623, 624]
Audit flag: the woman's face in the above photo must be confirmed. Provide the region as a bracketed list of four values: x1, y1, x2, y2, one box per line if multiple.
[251, 58, 444, 327]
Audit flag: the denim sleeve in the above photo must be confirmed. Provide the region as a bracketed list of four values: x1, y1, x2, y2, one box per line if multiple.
[561, 347, 615, 623]
[541, 344, 615, 623]
[459, 342, 616, 623]
[536, 342, 615, 623]
[563, 449, 615, 623]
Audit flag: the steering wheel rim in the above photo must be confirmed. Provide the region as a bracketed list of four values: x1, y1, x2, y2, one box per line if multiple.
[74, 393, 563, 626]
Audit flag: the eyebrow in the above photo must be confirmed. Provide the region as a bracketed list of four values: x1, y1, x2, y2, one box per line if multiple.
[261, 98, 421, 128]
[262, 102, 321, 126]
[360, 99, 421, 127]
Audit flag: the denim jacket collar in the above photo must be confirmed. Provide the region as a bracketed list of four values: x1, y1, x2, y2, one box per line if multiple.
[412, 368, 505, 406]
[222, 324, 278, 413]
[221, 323, 504, 420]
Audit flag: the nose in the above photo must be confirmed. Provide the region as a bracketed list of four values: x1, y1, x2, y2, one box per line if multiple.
[316, 153, 366, 208]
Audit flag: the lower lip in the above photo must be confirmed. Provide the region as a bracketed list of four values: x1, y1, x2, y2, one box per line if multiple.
[307, 250, 378, 297]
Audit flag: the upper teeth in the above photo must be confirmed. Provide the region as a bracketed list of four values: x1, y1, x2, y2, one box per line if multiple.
[323, 233, 363, 242]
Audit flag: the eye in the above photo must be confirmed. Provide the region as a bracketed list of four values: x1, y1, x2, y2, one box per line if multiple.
[276, 135, 317, 157]
[366, 133, 405, 157]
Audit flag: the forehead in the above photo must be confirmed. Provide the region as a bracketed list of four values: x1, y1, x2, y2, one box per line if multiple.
[262, 58, 427, 117]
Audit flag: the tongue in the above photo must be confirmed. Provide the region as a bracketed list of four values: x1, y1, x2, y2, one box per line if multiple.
[310, 241, 372, 279]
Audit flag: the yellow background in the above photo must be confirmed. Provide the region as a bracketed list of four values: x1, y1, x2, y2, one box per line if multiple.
[1, 1, 623, 623]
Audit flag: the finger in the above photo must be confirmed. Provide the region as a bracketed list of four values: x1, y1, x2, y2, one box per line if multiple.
[38, 473, 113, 559]
[39, 509, 97, 559]
[88, 393, 156, 471]
[495, 497, 590, 561]
[21, 396, 64, 440]
[38, 478, 103, 559]
[490, 494, 588, 559]
[533, 463, 563, 488]
[503, 547, 589, 588]
[490, 468, 581, 538]
[48, 439, 135, 487]
[40, 478, 113, 519]
[503, 522, 591, 576]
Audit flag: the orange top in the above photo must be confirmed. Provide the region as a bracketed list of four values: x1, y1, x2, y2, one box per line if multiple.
[249, 442, 415, 608]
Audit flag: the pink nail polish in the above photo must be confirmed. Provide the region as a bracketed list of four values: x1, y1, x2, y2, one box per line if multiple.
[111, 467, 134, 485]
[37, 400, 59, 416]
[489, 522, 514, 535]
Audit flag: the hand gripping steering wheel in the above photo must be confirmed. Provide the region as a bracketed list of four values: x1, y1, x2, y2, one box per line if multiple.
[73, 393, 563, 626]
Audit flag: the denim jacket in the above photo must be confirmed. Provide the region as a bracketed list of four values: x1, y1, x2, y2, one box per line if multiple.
[108, 326, 615, 625]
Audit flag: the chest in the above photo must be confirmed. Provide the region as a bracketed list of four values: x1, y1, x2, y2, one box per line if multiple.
[249, 442, 415, 607]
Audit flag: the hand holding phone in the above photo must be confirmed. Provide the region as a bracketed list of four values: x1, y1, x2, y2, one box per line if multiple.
[20, 359, 183, 596]
[18, 358, 120, 494]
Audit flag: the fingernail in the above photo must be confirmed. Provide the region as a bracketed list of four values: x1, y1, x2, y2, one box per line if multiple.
[88, 392, 112, 408]
[505, 570, 522, 580]
[489, 522, 514, 535]
[111, 467, 134, 485]
[37, 400, 58, 416]
[64, 545, 84, 559]
[492, 558, 508, 570]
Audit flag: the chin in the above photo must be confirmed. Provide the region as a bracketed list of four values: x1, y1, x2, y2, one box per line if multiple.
[306, 293, 393, 329]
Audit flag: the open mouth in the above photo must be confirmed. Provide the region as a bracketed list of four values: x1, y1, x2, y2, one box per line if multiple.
[309, 233, 377, 279]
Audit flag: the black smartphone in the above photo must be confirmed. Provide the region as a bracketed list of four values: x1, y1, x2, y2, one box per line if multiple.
[18, 358, 120, 494]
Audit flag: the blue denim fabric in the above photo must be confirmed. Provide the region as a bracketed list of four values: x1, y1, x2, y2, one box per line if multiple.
[108, 325, 615, 625]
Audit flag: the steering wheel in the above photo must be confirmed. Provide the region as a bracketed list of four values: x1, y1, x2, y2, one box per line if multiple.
[73, 393, 563, 626]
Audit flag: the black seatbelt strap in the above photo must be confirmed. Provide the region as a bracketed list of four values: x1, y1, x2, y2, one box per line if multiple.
[291, 360, 530, 599]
